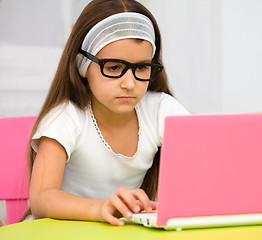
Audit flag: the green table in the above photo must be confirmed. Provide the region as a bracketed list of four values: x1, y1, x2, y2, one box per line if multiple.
[1, 218, 262, 240]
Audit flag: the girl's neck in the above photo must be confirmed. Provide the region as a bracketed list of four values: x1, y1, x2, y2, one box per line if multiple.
[91, 100, 137, 129]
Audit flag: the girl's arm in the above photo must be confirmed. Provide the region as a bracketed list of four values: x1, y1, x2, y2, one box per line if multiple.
[29, 137, 156, 226]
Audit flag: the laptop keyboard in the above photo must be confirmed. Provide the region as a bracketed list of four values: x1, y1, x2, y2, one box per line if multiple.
[131, 212, 157, 226]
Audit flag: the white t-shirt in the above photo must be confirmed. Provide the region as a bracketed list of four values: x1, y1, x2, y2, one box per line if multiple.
[32, 91, 189, 200]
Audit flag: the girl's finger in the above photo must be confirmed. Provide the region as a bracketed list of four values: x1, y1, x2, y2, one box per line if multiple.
[102, 210, 125, 226]
[150, 200, 158, 210]
[117, 187, 142, 213]
[130, 189, 153, 212]
[107, 193, 133, 219]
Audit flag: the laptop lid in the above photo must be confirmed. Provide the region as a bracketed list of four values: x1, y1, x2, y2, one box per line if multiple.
[157, 114, 262, 226]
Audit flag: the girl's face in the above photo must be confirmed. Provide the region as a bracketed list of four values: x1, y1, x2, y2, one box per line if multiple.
[86, 39, 152, 116]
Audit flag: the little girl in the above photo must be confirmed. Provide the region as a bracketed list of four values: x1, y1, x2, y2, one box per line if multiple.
[26, 0, 189, 226]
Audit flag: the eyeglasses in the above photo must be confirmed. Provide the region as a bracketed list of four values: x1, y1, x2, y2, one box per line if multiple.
[79, 49, 163, 81]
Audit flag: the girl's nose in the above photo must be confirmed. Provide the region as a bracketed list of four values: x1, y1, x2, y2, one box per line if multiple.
[120, 69, 136, 89]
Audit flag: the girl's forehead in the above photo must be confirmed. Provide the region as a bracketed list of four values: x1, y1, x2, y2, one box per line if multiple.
[96, 39, 153, 61]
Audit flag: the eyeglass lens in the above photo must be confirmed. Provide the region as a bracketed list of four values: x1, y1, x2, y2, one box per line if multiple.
[103, 61, 156, 80]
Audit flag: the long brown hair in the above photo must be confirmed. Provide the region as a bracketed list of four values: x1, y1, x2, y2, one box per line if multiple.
[23, 0, 173, 220]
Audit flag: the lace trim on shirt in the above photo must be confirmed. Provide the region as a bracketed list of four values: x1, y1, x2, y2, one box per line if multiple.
[88, 103, 141, 160]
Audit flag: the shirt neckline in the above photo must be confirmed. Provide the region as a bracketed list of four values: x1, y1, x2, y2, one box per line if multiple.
[88, 102, 141, 160]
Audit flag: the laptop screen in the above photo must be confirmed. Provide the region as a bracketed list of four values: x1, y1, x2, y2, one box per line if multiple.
[157, 114, 262, 226]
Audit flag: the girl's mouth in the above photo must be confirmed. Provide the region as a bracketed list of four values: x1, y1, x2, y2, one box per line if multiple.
[117, 96, 135, 102]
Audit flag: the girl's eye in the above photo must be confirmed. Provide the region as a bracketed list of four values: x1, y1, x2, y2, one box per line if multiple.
[136, 65, 149, 71]
[104, 62, 124, 73]
[109, 65, 120, 71]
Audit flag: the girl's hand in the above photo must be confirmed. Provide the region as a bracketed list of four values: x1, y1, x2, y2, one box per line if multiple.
[98, 187, 157, 226]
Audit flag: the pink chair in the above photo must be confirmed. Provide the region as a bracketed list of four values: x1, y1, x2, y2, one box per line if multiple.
[0, 116, 36, 225]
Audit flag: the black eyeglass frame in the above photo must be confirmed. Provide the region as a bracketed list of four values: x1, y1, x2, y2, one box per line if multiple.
[79, 49, 163, 81]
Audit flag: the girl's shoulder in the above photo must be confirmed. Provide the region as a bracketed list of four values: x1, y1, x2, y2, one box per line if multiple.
[138, 92, 189, 145]
[140, 91, 189, 115]
[33, 101, 88, 158]
[39, 101, 88, 132]
[142, 91, 175, 102]
[50, 101, 86, 117]
[58, 100, 86, 116]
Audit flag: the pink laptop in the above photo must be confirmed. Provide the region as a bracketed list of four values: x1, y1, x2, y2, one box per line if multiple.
[131, 114, 262, 230]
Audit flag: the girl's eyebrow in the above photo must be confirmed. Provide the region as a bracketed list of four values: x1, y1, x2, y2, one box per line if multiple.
[126, 59, 152, 64]
[124, 59, 152, 64]
[136, 59, 152, 63]
[101, 57, 152, 64]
